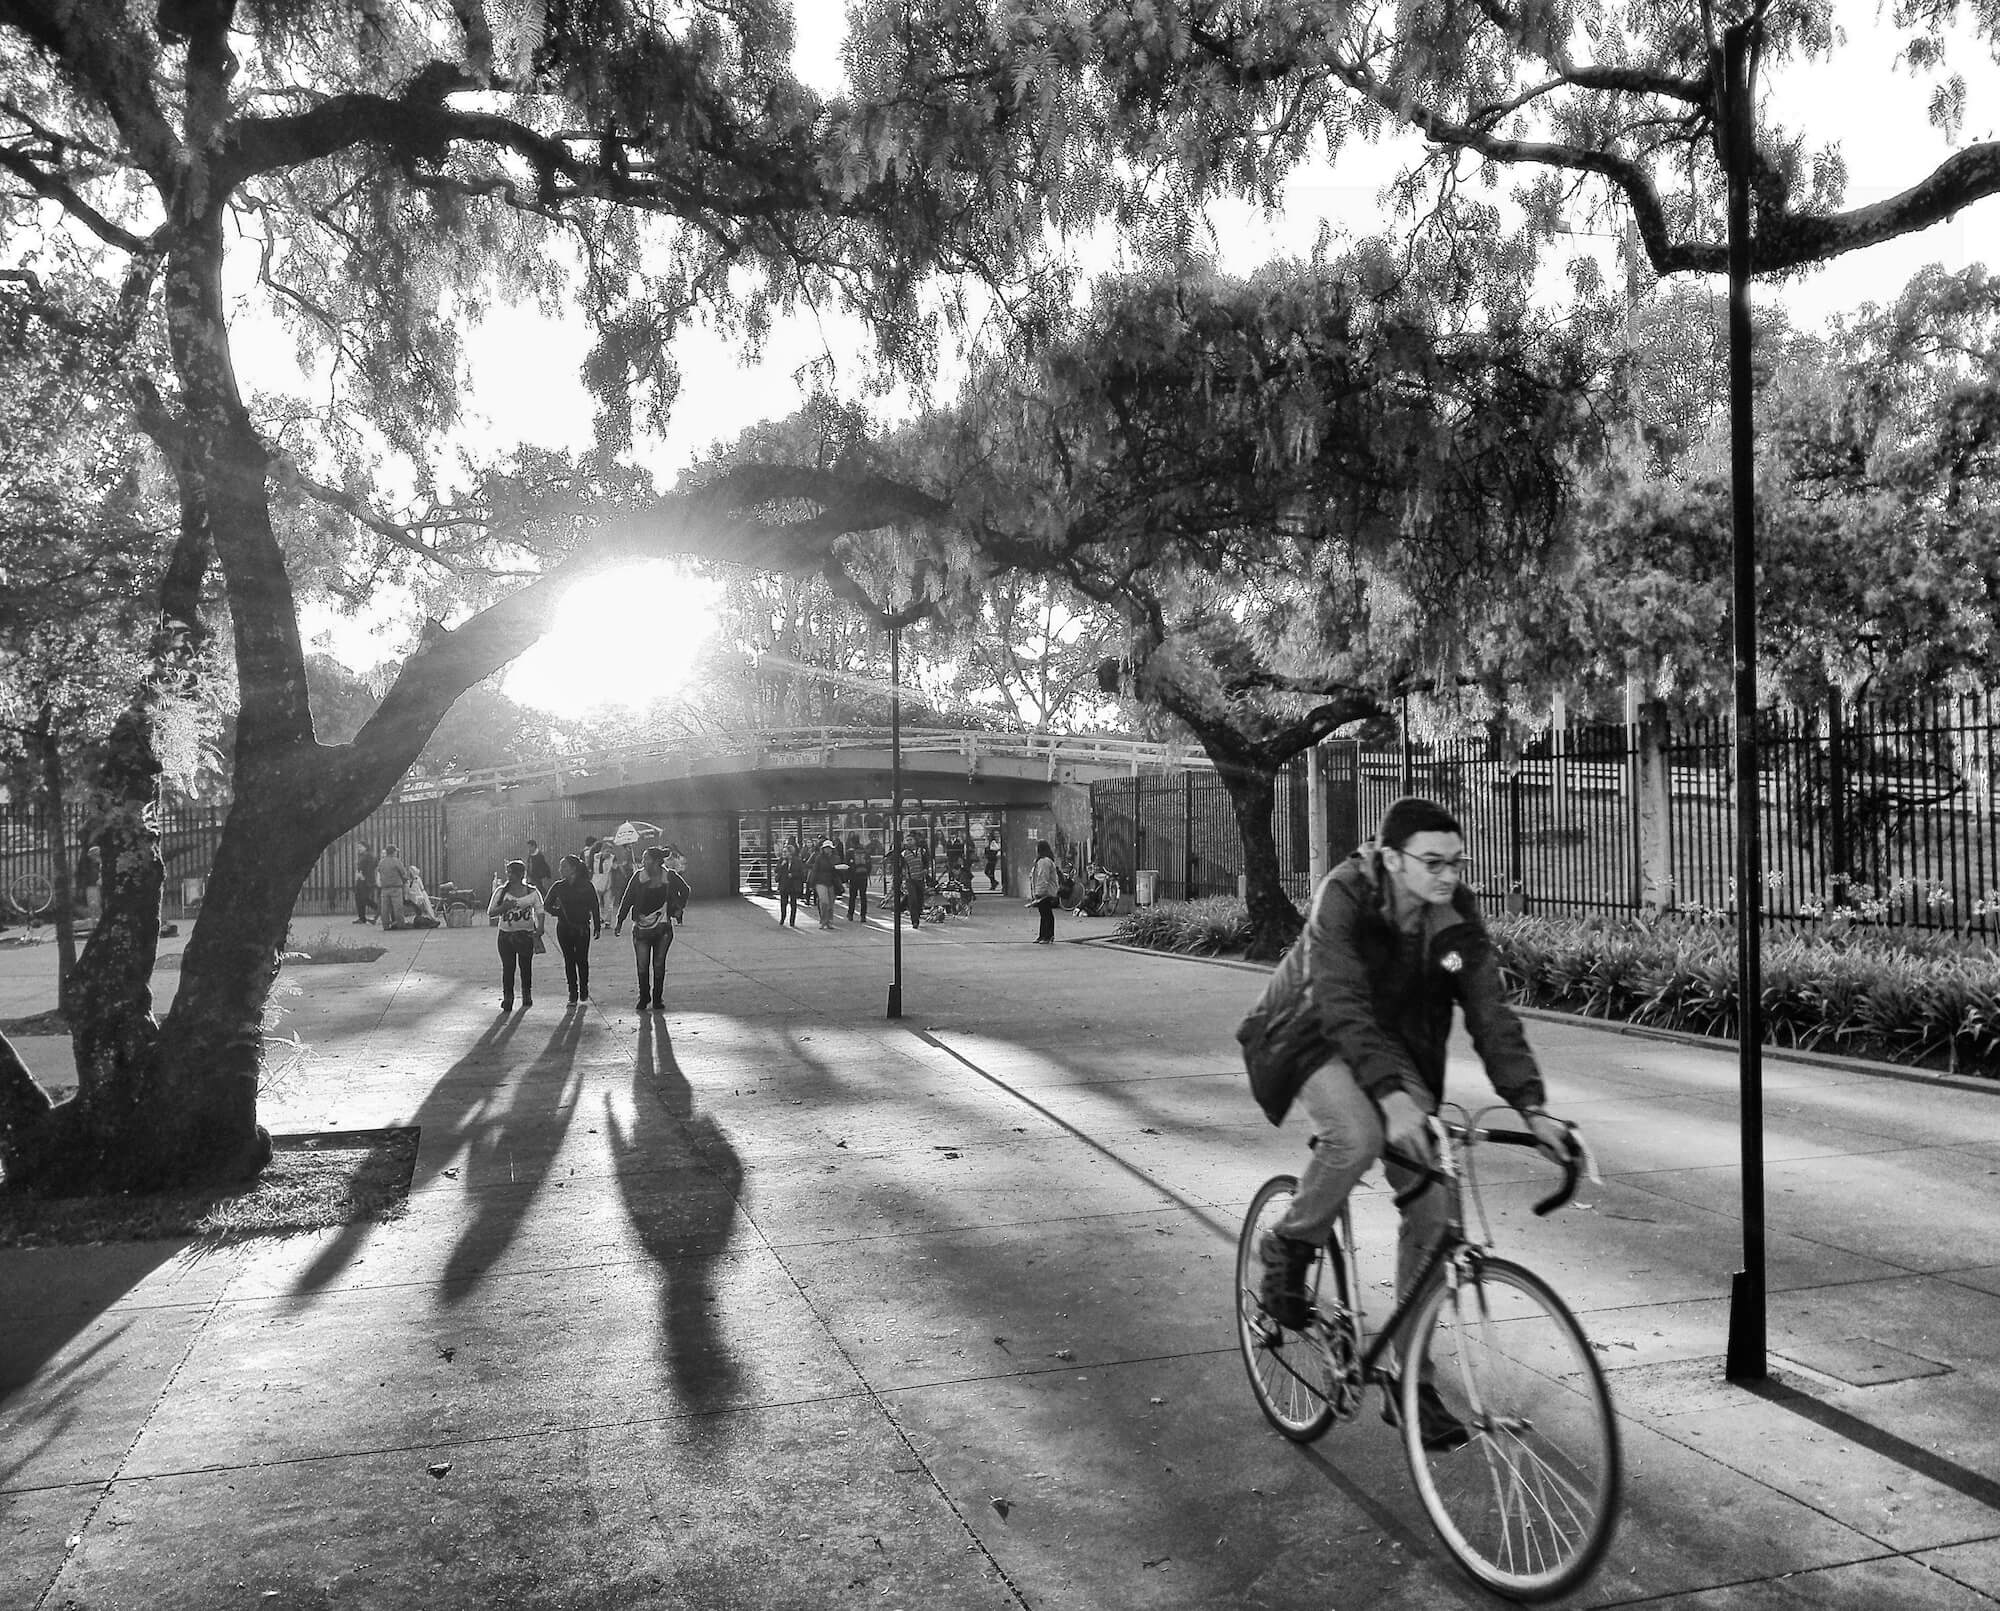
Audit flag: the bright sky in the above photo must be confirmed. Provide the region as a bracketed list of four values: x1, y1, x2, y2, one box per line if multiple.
[302, 8, 2000, 721]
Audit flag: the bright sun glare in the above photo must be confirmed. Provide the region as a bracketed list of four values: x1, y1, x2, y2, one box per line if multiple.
[502, 562, 723, 720]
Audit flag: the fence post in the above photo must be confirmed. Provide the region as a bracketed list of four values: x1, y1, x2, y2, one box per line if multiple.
[1182, 770, 1194, 899]
[1640, 699, 1672, 915]
[1306, 743, 1329, 884]
[1827, 693, 1848, 908]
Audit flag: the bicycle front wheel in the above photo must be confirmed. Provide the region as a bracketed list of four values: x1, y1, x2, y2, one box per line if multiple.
[1234, 1175, 1339, 1442]
[1401, 1255, 1620, 1602]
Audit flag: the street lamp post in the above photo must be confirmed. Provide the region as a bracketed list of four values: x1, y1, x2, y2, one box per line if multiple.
[1720, 16, 1768, 1383]
[888, 624, 904, 1020]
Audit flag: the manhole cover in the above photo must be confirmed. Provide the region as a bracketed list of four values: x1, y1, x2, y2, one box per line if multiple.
[1773, 1338, 1951, 1387]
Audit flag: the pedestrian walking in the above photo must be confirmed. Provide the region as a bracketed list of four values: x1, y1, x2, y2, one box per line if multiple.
[809, 838, 839, 930]
[487, 860, 545, 1011]
[845, 835, 871, 922]
[775, 839, 803, 926]
[526, 838, 554, 896]
[985, 832, 1001, 891]
[664, 843, 691, 924]
[353, 840, 379, 924]
[1026, 840, 1062, 944]
[899, 840, 925, 929]
[616, 846, 677, 1010]
[544, 854, 603, 1004]
[377, 843, 411, 930]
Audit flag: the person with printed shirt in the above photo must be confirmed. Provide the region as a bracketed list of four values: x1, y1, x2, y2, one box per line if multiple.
[615, 846, 677, 1011]
[896, 841, 926, 928]
[1250, 796, 1578, 1451]
[544, 854, 603, 1005]
[487, 859, 546, 1011]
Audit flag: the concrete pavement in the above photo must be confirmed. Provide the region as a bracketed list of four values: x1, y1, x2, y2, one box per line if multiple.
[3, 895, 2000, 1608]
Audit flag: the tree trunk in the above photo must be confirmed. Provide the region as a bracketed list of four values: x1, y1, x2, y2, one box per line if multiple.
[1211, 756, 1303, 962]
[33, 708, 81, 996]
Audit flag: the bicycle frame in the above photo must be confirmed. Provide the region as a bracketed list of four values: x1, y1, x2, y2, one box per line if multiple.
[1320, 1105, 1579, 1395]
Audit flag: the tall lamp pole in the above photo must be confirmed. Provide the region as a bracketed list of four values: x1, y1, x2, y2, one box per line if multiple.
[1720, 15, 1767, 1383]
[888, 623, 904, 1020]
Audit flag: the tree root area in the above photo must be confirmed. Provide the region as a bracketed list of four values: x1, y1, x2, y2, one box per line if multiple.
[0, 1126, 419, 1248]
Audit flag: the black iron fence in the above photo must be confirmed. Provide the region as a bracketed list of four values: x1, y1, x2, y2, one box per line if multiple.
[1091, 693, 2000, 934]
[0, 798, 445, 921]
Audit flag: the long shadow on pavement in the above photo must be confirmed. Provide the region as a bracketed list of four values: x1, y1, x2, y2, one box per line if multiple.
[285, 1007, 582, 1301]
[608, 1011, 745, 1414]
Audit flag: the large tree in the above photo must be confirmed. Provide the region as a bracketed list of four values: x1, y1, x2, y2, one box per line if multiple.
[902, 254, 1606, 956]
[0, 0, 1380, 1191]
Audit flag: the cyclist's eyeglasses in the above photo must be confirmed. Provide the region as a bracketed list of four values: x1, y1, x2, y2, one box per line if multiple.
[1396, 851, 1471, 875]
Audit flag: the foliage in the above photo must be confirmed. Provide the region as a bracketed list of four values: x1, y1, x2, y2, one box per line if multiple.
[1118, 895, 2000, 1078]
[888, 252, 1610, 956]
[1114, 896, 1255, 957]
[1491, 912, 2000, 1078]
[1308, 0, 2000, 281]
[1489, 263, 2000, 722]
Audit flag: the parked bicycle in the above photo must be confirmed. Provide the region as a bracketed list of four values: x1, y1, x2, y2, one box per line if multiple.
[1235, 1105, 1619, 1602]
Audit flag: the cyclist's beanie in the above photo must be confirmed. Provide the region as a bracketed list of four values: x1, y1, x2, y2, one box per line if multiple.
[1377, 796, 1461, 851]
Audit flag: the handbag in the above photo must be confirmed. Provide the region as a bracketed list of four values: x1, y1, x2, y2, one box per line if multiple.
[1236, 898, 1333, 1125]
[533, 933, 547, 954]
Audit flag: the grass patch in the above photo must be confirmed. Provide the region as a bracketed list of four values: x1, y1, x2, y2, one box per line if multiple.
[0, 1127, 420, 1248]
[0, 1008, 67, 1037]
[285, 924, 386, 964]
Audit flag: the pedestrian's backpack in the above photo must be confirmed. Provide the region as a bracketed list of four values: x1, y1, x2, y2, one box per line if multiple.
[1235, 900, 1336, 1125]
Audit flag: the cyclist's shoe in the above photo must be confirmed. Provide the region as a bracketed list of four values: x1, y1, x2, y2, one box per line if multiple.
[1257, 1232, 1317, 1330]
[1383, 1379, 1471, 1453]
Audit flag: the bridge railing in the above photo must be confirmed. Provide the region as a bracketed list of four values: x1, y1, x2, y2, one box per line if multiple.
[398, 726, 1212, 798]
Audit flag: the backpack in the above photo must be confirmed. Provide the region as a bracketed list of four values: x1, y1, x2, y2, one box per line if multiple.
[1235, 903, 1335, 1126]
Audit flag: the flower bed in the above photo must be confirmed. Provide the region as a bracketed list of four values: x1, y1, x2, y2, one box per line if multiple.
[1114, 900, 2000, 1078]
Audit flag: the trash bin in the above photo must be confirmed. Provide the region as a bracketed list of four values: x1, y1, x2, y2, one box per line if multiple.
[180, 876, 205, 910]
[1134, 869, 1159, 907]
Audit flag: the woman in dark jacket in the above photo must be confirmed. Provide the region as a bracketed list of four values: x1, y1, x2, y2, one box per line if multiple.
[543, 855, 603, 1005]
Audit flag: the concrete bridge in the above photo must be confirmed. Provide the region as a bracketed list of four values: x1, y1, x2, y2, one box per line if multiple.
[413, 727, 1209, 898]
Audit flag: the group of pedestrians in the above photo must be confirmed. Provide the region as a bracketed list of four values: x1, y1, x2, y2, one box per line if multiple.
[484, 834, 690, 1012]
[766, 829, 1065, 942]
[351, 841, 442, 930]
[771, 835, 878, 930]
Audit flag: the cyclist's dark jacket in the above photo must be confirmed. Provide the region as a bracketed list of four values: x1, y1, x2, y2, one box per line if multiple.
[1250, 850, 1544, 1125]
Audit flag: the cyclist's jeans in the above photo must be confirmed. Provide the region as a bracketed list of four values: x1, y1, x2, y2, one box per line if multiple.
[1272, 1059, 1448, 1304]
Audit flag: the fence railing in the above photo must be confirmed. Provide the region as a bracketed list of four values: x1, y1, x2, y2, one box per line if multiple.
[0, 799, 445, 921]
[1089, 694, 2000, 935]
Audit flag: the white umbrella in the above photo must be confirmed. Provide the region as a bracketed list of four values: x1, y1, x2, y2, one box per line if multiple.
[612, 820, 661, 846]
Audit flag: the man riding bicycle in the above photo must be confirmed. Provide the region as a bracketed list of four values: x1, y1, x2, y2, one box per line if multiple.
[1245, 795, 1574, 1447]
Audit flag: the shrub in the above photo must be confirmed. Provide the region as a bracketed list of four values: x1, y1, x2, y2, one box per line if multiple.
[1114, 896, 1254, 955]
[1490, 913, 2000, 1078]
[1113, 897, 2000, 1078]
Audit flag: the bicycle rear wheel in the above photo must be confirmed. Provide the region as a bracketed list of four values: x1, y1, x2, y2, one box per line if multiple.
[1400, 1255, 1619, 1602]
[1234, 1175, 1340, 1442]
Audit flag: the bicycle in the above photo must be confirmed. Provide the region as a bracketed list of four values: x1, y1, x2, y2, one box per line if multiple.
[1235, 1105, 1620, 1602]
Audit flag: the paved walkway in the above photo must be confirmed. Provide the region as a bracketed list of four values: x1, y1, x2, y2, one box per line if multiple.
[3, 897, 1999, 1608]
